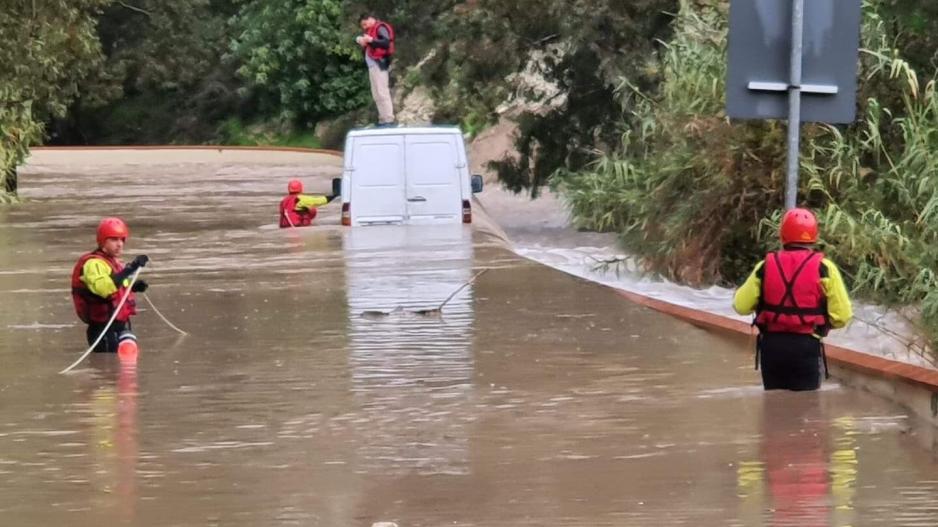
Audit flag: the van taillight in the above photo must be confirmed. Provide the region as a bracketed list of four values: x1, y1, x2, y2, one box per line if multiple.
[462, 199, 472, 224]
[341, 203, 351, 226]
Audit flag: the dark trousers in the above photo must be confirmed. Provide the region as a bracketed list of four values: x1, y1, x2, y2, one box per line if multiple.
[86, 321, 129, 353]
[758, 332, 823, 391]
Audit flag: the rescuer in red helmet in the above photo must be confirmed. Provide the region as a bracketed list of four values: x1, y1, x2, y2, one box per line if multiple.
[356, 13, 396, 127]
[71, 218, 150, 353]
[733, 208, 852, 391]
[279, 178, 338, 228]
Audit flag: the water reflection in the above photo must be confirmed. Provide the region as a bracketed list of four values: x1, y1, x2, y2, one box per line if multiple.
[737, 394, 860, 526]
[761, 394, 831, 526]
[85, 357, 139, 522]
[829, 417, 858, 526]
[343, 225, 475, 476]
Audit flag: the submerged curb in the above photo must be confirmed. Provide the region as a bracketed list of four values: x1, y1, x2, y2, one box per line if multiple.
[33, 145, 343, 156]
[617, 289, 938, 431]
[616, 290, 938, 389]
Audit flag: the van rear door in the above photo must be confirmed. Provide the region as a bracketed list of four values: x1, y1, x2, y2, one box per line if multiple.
[404, 135, 462, 223]
[350, 135, 406, 225]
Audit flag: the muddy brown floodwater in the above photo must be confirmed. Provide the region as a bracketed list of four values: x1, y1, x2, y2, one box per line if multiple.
[1, 150, 937, 526]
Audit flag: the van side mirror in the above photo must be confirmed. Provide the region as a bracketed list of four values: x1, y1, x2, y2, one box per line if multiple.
[331, 177, 342, 197]
[471, 175, 484, 194]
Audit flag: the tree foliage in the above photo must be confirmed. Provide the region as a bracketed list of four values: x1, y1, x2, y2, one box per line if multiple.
[412, 0, 677, 196]
[0, 0, 109, 200]
[50, 0, 241, 144]
[42, 0, 678, 153]
[229, 0, 371, 125]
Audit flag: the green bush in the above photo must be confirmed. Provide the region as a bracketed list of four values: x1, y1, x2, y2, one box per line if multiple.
[555, 0, 938, 348]
[1, 0, 109, 200]
[229, 0, 371, 126]
[50, 0, 242, 145]
[218, 118, 322, 148]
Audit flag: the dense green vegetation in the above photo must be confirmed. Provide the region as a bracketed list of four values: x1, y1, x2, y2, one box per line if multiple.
[52, 0, 356, 145]
[229, 0, 369, 125]
[0, 0, 109, 201]
[409, 0, 677, 196]
[53, 1, 240, 145]
[218, 118, 322, 149]
[555, 0, 938, 347]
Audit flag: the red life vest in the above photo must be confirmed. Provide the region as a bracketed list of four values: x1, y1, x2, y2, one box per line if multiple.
[71, 250, 137, 324]
[365, 21, 395, 61]
[279, 195, 317, 228]
[755, 250, 828, 334]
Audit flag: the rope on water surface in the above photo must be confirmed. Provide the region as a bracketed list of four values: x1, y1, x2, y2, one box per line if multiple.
[142, 293, 188, 335]
[435, 268, 489, 311]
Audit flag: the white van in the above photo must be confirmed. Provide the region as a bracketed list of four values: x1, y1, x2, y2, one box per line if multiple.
[337, 126, 484, 226]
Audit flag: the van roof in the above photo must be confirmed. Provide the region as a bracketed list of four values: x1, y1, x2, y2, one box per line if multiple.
[346, 125, 463, 138]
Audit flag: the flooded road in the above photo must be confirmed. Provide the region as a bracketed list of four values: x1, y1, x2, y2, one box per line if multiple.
[1, 150, 937, 526]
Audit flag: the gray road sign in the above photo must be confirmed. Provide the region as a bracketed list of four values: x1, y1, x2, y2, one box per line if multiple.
[726, 0, 862, 124]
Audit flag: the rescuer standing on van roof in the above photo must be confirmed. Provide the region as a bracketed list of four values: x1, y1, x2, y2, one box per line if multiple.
[279, 179, 338, 228]
[71, 217, 149, 353]
[355, 13, 396, 127]
[733, 208, 853, 391]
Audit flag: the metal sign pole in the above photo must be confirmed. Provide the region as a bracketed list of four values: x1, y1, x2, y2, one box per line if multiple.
[785, 0, 805, 210]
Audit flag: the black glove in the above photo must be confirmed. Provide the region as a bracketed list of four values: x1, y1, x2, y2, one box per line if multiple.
[112, 255, 150, 286]
[131, 255, 149, 269]
[131, 280, 149, 293]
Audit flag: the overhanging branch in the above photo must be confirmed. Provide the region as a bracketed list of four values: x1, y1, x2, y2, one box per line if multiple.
[117, 1, 153, 18]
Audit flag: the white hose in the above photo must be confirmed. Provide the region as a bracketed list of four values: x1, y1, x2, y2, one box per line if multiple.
[60, 268, 142, 375]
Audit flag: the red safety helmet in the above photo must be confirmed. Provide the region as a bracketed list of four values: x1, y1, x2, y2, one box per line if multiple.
[97, 217, 130, 247]
[287, 179, 303, 194]
[780, 208, 818, 245]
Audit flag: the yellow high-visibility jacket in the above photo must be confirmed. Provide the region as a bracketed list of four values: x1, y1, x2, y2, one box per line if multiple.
[82, 258, 125, 298]
[295, 194, 329, 212]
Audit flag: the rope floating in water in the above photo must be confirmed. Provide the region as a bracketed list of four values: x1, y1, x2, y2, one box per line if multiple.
[142, 292, 188, 335]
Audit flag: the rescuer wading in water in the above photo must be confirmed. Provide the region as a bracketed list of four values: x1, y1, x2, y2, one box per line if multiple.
[71, 217, 150, 353]
[734, 208, 853, 391]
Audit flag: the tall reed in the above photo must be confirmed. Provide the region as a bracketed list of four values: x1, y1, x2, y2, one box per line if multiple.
[555, 0, 938, 350]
